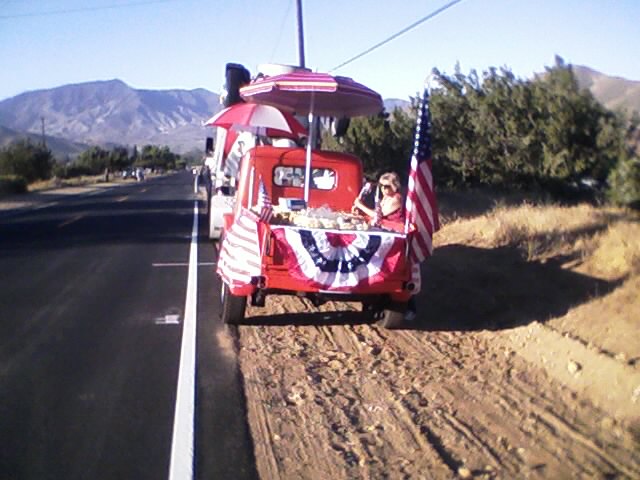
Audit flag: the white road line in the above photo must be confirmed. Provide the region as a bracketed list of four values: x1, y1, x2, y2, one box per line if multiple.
[155, 314, 181, 325]
[168, 202, 199, 480]
[57, 214, 84, 228]
[152, 262, 216, 267]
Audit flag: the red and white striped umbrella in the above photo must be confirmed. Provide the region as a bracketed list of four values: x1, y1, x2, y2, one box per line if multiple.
[239, 71, 383, 117]
[204, 103, 307, 138]
[240, 71, 383, 202]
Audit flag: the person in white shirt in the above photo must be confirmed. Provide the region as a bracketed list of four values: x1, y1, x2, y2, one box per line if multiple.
[224, 131, 257, 179]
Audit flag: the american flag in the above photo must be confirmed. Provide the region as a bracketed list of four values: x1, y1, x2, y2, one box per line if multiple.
[217, 208, 262, 287]
[404, 87, 440, 263]
[257, 177, 273, 223]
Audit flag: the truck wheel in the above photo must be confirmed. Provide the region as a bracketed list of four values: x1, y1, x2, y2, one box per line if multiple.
[220, 282, 246, 325]
[208, 198, 216, 240]
[377, 301, 407, 329]
[217, 229, 225, 255]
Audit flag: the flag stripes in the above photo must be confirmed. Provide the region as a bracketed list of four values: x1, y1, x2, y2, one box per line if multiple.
[216, 208, 262, 287]
[257, 177, 274, 223]
[405, 86, 439, 263]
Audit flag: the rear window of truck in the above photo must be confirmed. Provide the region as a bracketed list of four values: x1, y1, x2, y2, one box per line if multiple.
[273, 166, 336, 190]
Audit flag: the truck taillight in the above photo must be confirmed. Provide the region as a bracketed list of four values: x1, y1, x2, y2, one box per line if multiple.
[269, 232, 286, 265]
[267, 232, 275, 257]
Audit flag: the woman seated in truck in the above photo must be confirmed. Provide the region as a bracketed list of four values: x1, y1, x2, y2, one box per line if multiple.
[352, 171, 404, 222]
[352, 171, 417, 321]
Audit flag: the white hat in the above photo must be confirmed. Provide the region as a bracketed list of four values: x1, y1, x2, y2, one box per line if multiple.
[273, 138, 297, 148]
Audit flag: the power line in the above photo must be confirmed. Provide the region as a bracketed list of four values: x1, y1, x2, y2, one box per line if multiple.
[269, 0, 294, 63]
[0, 0, 179, 20]
[329, 0, 465, 73]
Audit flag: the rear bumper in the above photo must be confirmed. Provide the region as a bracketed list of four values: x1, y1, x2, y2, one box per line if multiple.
[227, 269, 414, 304]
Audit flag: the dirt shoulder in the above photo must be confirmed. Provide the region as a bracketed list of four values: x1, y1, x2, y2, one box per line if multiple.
[226, 194, 640, 479]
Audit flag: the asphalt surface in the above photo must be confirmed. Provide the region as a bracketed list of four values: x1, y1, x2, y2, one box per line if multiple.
[0, 172, 258, 480]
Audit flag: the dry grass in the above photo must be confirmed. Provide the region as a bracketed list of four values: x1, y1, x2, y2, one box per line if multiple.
[431, 193, 640, 371]
[28, 175, 106, 192]
[588, 221, 640, 278]
[436, 199, 639, 280]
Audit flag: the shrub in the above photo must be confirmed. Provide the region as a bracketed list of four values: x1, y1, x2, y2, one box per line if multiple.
[607, 154, 640, 209]
[0, 175, 28, 195]
[0, 139, 53, 182]
[52, 162, 94, 179]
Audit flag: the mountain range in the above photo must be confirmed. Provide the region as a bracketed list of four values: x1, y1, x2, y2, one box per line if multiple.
[0, 79, 221, 156]
[572, 65, 640, 113]
[0, 66, 638, 159]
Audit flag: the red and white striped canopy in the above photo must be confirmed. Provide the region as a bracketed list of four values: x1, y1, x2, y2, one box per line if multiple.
[204, 103, 307, 138]
[240, 71, 383, 117]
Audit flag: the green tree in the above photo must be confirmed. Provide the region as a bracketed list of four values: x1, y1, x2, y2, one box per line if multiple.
[345, 113, 395, 175]
[0, 139, 53, 182]
[136, 144, 179, 170]
[430, 68, 478, 186]
[607, 153, 640, 208]
[428, 58, 630, 192]
[606, 113, 640, 208]
[534, 57, 612, 183]
[322, 110, 415, 181]
[76, 146, 110, 175]
[327, 58, 635, 202]
[473, 68, 543, 185]
[387, 106, 417, 177]
[109, 146, 132, 171]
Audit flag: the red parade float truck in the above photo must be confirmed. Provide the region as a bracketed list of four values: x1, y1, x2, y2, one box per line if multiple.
[212, 64, 425, 329]
[216, 144, 420, 329]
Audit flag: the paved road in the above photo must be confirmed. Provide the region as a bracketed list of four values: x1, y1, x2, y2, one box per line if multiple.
[0, 172, 258, 480]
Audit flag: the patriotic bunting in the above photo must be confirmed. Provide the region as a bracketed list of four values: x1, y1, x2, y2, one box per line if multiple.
[271, 226, 405, 291]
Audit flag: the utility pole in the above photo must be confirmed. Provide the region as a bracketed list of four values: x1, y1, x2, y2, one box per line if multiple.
[41, 116, 46, 148]
[295, 0, 305, 68]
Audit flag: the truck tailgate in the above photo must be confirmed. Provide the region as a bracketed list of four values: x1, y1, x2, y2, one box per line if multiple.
[265, 225, 411, 293]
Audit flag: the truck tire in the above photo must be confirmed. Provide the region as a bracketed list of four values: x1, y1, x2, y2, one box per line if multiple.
[208, 200, 216, 240]
[220, 282, 246, 325]
[377, 301, 407, 329]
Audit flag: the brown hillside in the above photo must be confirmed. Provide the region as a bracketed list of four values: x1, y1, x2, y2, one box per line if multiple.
[573, 65, 640, 114]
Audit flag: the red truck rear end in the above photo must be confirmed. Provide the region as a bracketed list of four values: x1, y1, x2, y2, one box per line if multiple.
[216, 145, 418, 328]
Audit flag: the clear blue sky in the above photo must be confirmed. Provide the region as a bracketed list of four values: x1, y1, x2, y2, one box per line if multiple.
[1, 0, 638, 102]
